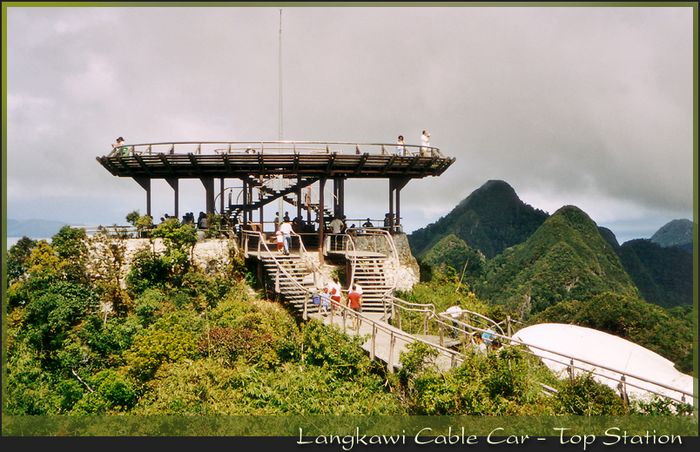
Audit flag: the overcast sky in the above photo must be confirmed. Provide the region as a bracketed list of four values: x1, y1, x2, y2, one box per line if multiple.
[5, 6, 695, 243]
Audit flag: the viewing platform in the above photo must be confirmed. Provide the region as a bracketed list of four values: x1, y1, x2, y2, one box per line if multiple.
[97, 141, 455, 179]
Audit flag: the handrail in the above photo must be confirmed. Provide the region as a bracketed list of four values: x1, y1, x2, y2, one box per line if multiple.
[504, 329, 695, 403]
[290, 229, 320, 288]
[106, 140, 443, 159]
[328, 294, 464, 370]
[242, 230, 317, 318]
[344, 227, 400, 317]
[382, 293, 693, 404]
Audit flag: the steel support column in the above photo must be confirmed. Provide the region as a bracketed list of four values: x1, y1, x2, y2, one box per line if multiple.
[296, 176, 303, 223]
[318, 178, 326, 264]
[389, 178, 409, 232]
[134, 177, 152, 218]
[242, 180, 248, 225]
[165, 178, 179, 219]
[200, 177, 215, 215]
[219, 178, 225, 215]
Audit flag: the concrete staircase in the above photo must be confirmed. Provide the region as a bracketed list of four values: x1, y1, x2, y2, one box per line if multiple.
[348, 252, 392, 313]
[259, 251, 319, 313]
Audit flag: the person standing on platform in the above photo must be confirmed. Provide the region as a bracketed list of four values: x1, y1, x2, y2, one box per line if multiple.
[112, 137, 127, 155]
[396, 135, 406, 156]
[420, 130, 431, 156]
[329, 216, 344, 234]
[279, 219, 293, 255]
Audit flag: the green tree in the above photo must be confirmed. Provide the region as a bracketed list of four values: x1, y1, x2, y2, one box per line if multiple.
[7, 236, 36, 284]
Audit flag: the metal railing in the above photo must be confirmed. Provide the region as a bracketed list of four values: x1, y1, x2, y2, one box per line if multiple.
[322, 293, 465, 373]
[79, 225, 139, 238]
[107, 140, 444, 159]
[380, 291, 694, 404]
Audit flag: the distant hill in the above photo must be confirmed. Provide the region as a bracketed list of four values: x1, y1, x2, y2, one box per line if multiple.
[650, 219, 693, 252]
[7, 219, 69, 238]
[420, 234, 485, 279]
[409, 180, 548, 259]
[474, 205, 638, 316]
[617, 239, 693, 308]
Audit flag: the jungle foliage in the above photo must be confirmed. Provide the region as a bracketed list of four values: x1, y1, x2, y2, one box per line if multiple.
[4, 221, 691, 418]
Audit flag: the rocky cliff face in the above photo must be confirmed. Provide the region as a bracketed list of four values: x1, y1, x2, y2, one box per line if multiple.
[87, 237, 237, 287]
[352, 233, 420, 291]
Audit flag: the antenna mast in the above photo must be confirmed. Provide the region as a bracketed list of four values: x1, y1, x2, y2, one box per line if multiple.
[277, 9, 285, 223]
[278, 8, 283, 141]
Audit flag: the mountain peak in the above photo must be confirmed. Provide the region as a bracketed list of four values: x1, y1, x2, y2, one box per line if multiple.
[409, 180, 549, 259]
[650, 219, 693, 249]
[457, 180, 518, 209]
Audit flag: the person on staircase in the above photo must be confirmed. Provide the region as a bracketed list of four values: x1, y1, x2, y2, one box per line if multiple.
[326, 277, 342, 316]
[348, 284, 363, 330]
[275, 229, 284, 253]
[279, 219, 293, 255]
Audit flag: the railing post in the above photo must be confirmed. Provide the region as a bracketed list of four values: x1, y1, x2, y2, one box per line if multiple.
[303, 295, 308, 320]
[387, 332, 395, 373]
[275, 267, 280, 293]
[371, 324, 377, 360]
[618, 375, 629, 408]
[568, 359, 575, 381]
[506, 315, 512, 337]
[342, 307, 347, 333]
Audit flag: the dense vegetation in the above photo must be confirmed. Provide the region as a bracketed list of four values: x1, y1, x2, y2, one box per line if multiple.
[407, 185, 694, 375]
[5, 224, 398, 415]
[474, 206, 638, 316]
[409, 180, 548, 259]
[617, 239, 693, 307]
[4, 218, 691, 419]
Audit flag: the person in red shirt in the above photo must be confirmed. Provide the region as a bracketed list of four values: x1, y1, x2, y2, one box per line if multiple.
[348, 284, 363, 330]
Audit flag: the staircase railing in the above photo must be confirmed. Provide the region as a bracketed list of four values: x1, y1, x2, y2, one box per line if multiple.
[322, 294, 465, 372]
[242, 230, 319, 319]
[341, 227, 400, 315]
[291, 230, 320, 288]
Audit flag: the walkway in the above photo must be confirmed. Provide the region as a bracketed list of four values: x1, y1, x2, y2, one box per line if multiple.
[309, 311, 461, 372]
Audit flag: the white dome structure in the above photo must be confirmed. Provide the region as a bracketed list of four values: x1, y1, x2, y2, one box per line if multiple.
[512, 323, 694, 404]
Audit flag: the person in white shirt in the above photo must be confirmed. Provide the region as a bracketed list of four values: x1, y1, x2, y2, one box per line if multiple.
[326, 277, 342, 315]
[420, 130, 431, 156]
[279, 220, 293, 255]
[329, 216, 344, 234]
[396, 135, 406, 156]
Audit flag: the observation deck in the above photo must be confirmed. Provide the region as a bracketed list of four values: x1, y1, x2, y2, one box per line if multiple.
[97, 141, 454, 179]
[97, 140, 455, 264]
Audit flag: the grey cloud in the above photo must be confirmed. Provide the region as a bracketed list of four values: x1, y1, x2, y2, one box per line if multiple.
[6, 6, 693, 241]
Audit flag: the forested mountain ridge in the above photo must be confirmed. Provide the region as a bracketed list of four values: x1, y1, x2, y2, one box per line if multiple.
[617, 239, 693, 307]
[474, 205, 638, 316]
[408, 180, 548, 259]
